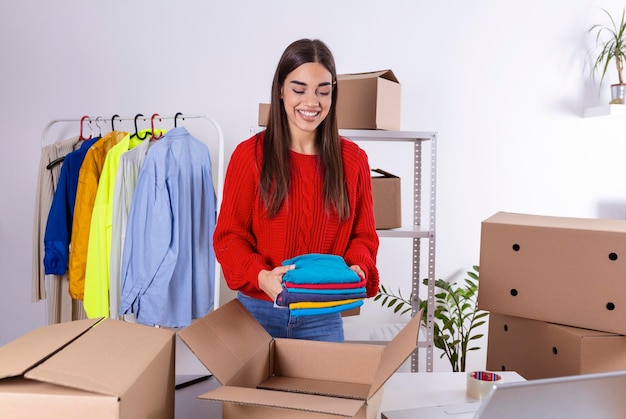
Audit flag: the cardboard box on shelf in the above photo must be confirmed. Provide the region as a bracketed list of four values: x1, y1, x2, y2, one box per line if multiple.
[336, 69, 401, 130]
[478, 211, 626, 334]
[371, 169, 401, 229]
[258, 103, 270, 127]
[258, 68, 401, 130]
[487, 312, 626, 380]
[178, 299, 422, 419]
[0, 318, 175, 419]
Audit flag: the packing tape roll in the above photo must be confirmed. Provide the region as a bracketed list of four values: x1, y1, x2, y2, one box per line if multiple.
[466, 371, 502, 400]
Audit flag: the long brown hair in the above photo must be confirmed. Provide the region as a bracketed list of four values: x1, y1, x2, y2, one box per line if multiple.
[259, 38, 349, 221]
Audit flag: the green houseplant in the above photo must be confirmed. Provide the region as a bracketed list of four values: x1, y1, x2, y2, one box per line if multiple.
[375, 265, 488, 372]
[589, 7, 626, 104]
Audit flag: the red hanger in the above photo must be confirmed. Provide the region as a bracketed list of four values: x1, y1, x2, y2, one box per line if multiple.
[150, 113, 163, 140]
[79, 115, 92, 141]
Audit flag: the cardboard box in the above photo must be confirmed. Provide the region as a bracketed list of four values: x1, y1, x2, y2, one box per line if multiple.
[487, 312, 626, 380]
[178, 299, 422, 419]
[0, 318, 175, 418]
[478, 211, 626, 334]
[258, 103, 270, 127]
[258, 68, 401, 130]
[371, 169, 401, 229]
[336, 70, 401, 130]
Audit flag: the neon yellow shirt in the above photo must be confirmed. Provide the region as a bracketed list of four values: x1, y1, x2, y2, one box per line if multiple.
[84, 129, 166, 318]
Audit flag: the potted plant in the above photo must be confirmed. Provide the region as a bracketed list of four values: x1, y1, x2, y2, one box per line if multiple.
[589, 7, 626, 104]
[375, 265, 488, 372]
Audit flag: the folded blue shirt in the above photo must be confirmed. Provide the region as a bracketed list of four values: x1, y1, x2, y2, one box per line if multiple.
[281, 253, 361, 285]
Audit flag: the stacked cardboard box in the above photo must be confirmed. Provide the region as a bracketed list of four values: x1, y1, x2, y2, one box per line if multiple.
[478, 212, 626, 379]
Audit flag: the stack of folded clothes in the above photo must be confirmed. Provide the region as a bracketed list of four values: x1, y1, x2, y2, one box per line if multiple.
[274, 253, 367, 317]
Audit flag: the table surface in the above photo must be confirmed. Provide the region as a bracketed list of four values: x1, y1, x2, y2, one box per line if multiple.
[175, 371, 526, 419]
[380, 371, 525, 415]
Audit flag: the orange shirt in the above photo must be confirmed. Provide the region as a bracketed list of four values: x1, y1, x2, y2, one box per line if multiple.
[68, 131, 126, 300]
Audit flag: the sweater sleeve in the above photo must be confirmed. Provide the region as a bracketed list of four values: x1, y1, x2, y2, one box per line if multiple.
[213, 139, 272, 297]
[342, 144, 380, 298]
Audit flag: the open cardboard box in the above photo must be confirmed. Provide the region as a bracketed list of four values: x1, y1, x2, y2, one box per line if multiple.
[0, 317, 175, 418]
[336, 69, 401, 130]
[178, 299, 422, 418]
[371, 168, 401, 229]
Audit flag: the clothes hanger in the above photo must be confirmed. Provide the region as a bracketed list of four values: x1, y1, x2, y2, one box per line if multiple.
[150, 113, 163, 140]
[94, 116, 103, 137]
[48, 115, 90, 170]
[111, 114, 120, 132]
[132, 113, 149, 140]
[174, 112, 184, 128]
[78, 115, 92, 141]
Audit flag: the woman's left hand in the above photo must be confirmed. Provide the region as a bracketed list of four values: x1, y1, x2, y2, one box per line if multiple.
[350, 265, 365, 279]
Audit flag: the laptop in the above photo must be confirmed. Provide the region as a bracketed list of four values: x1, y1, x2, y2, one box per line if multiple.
[381, 370, 626, 419]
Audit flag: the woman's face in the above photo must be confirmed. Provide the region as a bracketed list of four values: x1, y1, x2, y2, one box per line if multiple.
[281, 62, 333, 140]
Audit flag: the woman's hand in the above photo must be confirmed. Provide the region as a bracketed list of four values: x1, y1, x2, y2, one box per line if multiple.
[350, 264, 366, 279]
[258, 265, 295, 301]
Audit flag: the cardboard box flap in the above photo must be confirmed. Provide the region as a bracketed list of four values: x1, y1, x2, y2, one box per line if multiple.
[337, 69, 398, 83]
[0, 318, 101, 380]
[484, 211, 626, 233]
[372, 168, 399, 179]
[201, 385, 365, 417]
[25, 318, 174, 397]
[556, 324, 621, 338]
[258, 376, 371, 400]
[178, 299, 273, 385]
[368, 309, 422, 398]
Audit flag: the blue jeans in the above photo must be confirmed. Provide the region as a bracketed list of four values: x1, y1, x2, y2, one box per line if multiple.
[237, 292, 344, 342]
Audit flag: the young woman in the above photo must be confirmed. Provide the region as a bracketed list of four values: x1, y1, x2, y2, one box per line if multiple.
[213, 38, 379, 342]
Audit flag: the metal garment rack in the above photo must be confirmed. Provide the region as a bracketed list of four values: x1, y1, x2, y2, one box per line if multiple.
[340, 129, 438, 372]
[40, 114, 226, 316]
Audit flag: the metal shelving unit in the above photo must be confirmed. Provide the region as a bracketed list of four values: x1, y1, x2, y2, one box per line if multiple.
[340, 129, 437, 372]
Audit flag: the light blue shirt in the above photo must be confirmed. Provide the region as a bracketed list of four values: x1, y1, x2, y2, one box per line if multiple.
[119, 127, 216, 327]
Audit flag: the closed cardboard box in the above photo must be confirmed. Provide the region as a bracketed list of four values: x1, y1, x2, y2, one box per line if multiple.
[178, 299, 422, 419]
[0, 318, 175, 418]
[371, 168, 401, 229]
[258, 69, 401, 130]
[478, 212, 626, 334]
[487, 312, 626, 380]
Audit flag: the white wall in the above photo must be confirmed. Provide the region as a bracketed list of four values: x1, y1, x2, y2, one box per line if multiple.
[1, 0, 625, 373]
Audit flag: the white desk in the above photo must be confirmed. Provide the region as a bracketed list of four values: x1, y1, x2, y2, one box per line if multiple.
[174, 371, 525, 419]
[380, 371, 525, 417]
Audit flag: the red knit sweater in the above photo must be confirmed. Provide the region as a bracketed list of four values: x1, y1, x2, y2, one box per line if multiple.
[213, 132, 380, 302]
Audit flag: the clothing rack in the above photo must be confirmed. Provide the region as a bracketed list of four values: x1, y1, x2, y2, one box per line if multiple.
[40, 113, 225, 316]
[41, 114, 224, 199]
